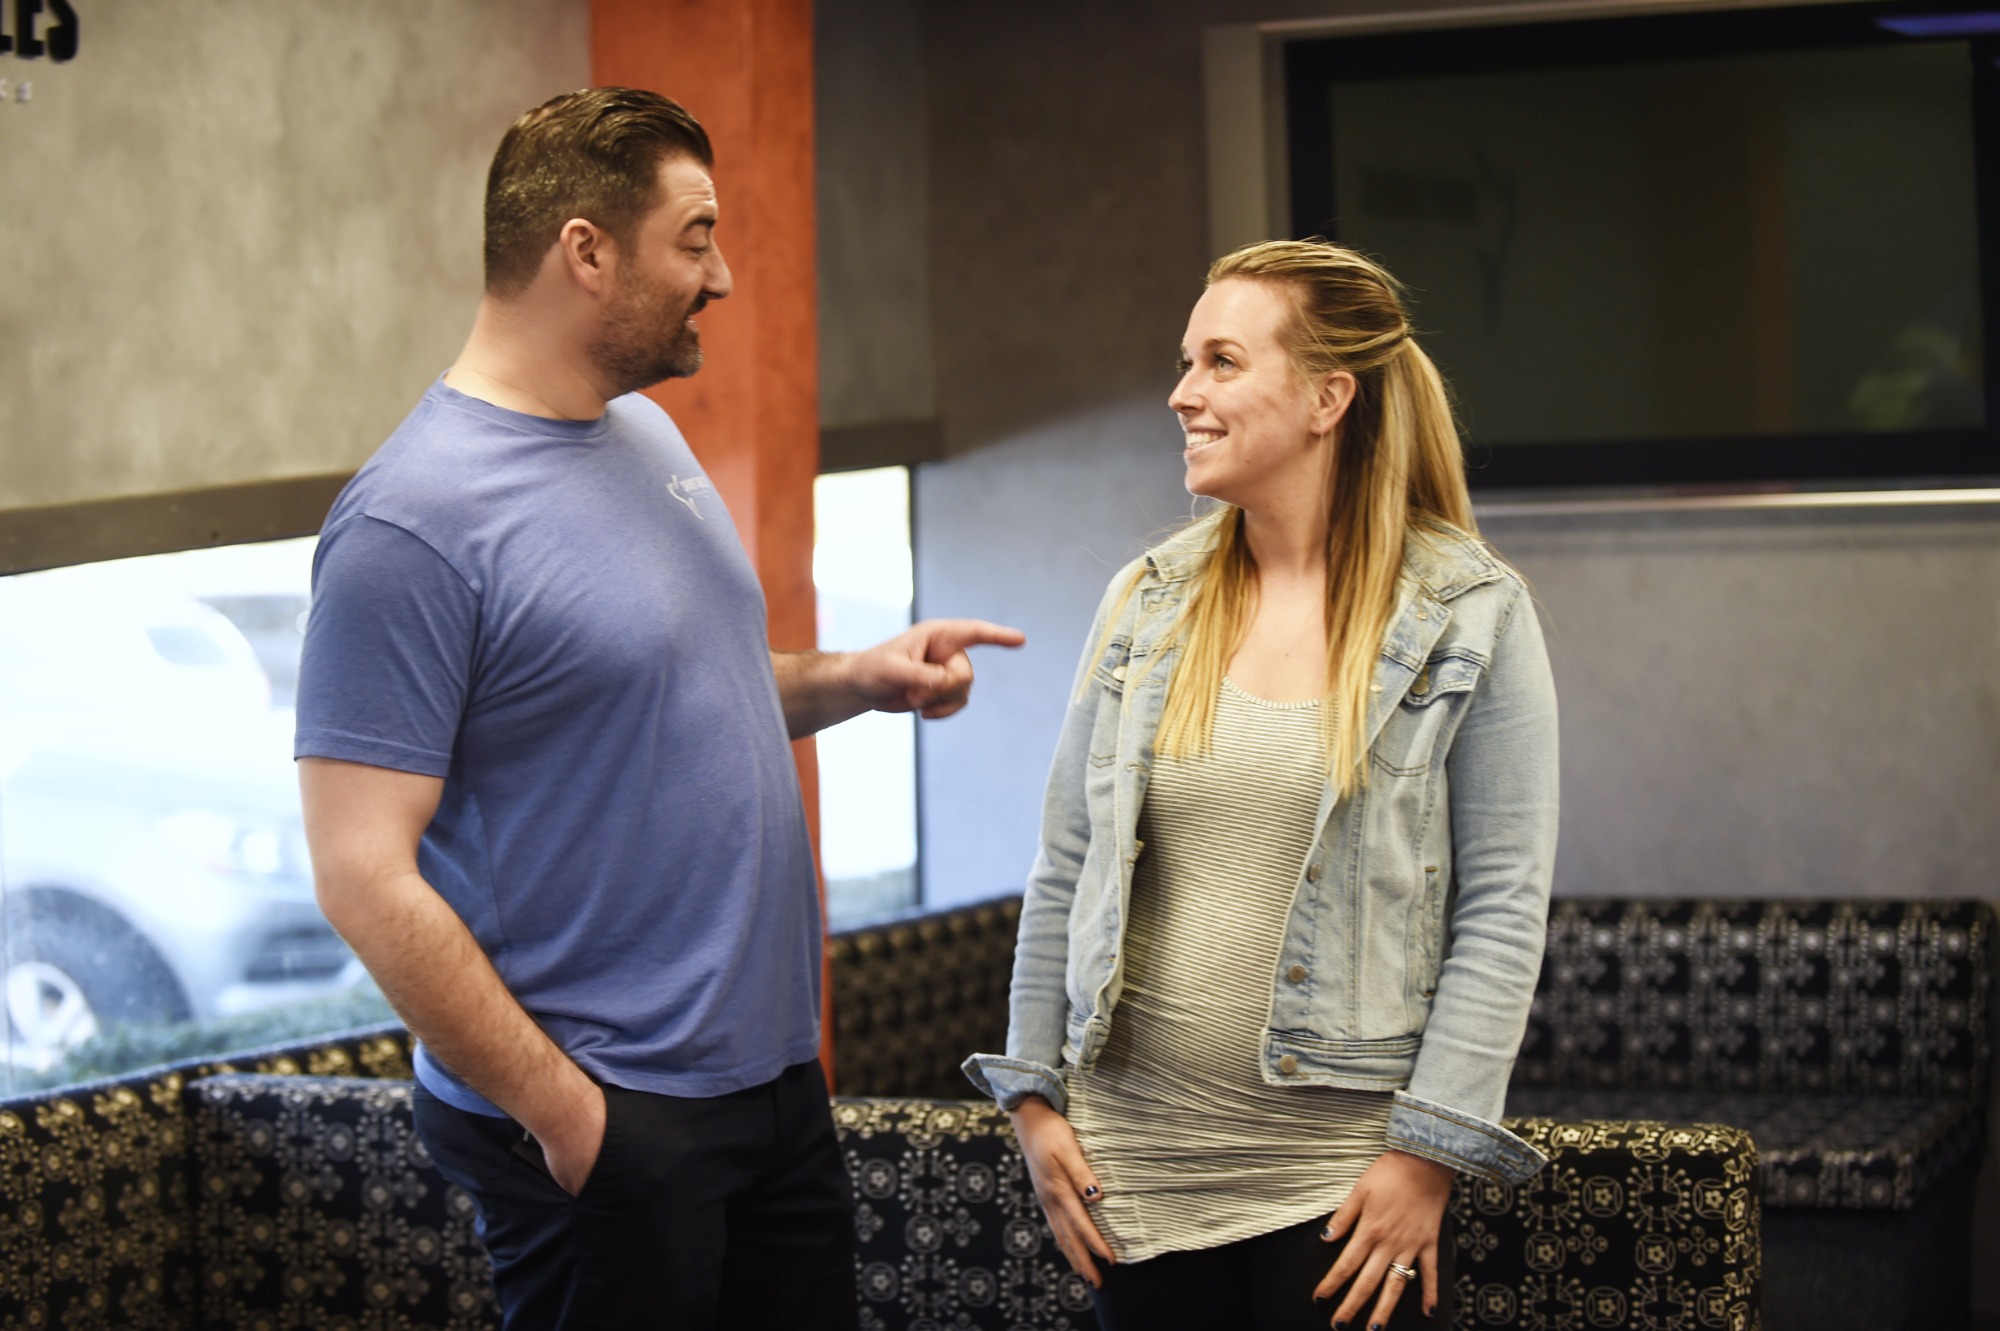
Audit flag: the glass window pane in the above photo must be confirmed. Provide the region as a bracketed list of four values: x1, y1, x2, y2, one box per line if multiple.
[812, 467, 917, 924]
[0, 538, 391, 1095]
[1330, 42, 1982, 444]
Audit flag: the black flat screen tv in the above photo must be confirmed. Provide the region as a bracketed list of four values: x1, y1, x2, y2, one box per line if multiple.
[1284, 2, 2000, 490]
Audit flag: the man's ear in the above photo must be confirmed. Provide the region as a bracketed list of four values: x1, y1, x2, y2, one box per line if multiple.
[1311, 369, 1358, 437]
[555, 218, 613, 296]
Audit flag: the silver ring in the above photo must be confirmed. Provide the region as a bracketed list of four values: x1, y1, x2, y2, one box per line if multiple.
[1387, 1262, 1418, 1282]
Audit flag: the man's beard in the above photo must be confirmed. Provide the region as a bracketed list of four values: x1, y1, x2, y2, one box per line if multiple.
[591, 270, 705, 395]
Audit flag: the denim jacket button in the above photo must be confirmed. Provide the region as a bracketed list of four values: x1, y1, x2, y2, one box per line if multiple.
[1305, 863, 1323, 883]
[1277, 1055, 1299, 1075]
[1287, 963, 1307, 983]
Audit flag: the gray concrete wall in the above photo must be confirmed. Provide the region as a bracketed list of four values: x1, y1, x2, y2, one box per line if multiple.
[0, 0, 590, 510]
[873, 0, 2000, 1309]
[816, 0, 933, 430]
[904, 0, 2000, 924]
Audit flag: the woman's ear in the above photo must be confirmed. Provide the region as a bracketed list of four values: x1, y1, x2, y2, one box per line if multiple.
[1311, 370, 1358, 438]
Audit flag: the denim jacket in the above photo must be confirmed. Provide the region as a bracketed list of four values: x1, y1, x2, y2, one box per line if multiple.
[963, 510, 1559, 1183]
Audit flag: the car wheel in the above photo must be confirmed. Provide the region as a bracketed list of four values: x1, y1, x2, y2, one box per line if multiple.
[3, 893, 189, 1072]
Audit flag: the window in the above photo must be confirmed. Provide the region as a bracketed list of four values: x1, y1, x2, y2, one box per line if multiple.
[0, 537, 391, 1096]
[1283, 1, 2000, 488]
[811, 467, 919, 924]
[0, 473, 922, 1093]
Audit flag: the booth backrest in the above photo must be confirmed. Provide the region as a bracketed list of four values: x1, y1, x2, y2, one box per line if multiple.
[0, 1024, 414, 1329]
[1513, 898, 1993, 1097]
[828, 895, 1020, 1099]
[179, 1076, 1764, 1331]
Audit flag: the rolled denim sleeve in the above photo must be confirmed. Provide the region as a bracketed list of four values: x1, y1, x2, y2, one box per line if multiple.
[962, 567, 1137, 1115]
[1388, 1090, 1546, 1183]
[960, 1054, 1069, 1112]
[1394, 580, 1558, 1183]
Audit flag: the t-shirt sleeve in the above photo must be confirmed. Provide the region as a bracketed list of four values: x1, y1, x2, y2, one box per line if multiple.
[294, 514, 477, 778]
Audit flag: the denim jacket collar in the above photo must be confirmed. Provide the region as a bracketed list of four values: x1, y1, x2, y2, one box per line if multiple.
[1141, 508, 1506, 752]
[1142, 506, 1503, 601]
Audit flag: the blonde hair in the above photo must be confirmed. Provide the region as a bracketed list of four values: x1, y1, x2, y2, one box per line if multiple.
[1154, 240, 1477, 795]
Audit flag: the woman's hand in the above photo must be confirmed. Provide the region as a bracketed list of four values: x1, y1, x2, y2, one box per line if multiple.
[1315, 1149, 1453, 1326]
[1009, 1095, 1116, 1287]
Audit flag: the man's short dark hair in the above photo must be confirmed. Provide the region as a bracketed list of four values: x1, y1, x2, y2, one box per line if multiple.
[483, 87, 714, 297]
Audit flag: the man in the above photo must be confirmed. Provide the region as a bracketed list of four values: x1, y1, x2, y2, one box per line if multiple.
[294, 87, 1021, 1329]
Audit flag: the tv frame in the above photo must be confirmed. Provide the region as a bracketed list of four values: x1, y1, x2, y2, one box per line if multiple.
[1281, 1, 2000, 491]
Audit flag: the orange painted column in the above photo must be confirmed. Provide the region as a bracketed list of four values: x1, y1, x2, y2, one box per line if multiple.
[590, 0, 833, 1081]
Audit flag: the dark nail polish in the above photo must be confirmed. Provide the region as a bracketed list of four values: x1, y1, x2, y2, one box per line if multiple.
[1333, 1322, 1347, 1330]
[1314, 1295, 1328, 1306]
[1083, 1185, 1100, 1199]
[1319, 1226, 1332, 1240]
[1371, 1324, 1385, 1331]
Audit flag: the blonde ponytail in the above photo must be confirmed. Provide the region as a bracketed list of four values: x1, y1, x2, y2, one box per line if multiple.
[1155, 241, 1477, 794]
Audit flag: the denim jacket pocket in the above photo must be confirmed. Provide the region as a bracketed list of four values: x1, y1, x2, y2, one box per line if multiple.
[1090, 634, 1133, 694]
[1373, 653, 1484, 776]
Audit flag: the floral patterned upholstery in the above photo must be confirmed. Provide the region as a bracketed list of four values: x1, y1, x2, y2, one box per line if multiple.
[1510, 899, 1993, 1331]
[836, 1097, 1097, 1331]
[1451, 1119, 1760, 1331]
[0, 895, 1824, 1330]
[1505, 1089, 1980, 1211]
[3, 1064, 1758, 1331]
[189, 1074, 496, 1330]
[836, 1099, 1763, 1331]
[1516, 899, 1991, 1105]
[830, 896, 1021, 1100]
[0, 1023, 414, 1329]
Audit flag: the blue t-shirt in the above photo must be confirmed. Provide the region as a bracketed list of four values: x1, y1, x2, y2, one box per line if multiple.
[295, 379, 822, 1113]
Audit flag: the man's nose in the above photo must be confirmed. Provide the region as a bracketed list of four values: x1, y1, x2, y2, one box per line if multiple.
[705, 244, 734, 300]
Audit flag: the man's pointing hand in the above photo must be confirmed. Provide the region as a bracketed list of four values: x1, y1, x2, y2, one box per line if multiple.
[849, 618, 1026, 720]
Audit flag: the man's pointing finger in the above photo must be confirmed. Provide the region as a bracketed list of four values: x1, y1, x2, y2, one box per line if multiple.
[920, 618, 1026, 659]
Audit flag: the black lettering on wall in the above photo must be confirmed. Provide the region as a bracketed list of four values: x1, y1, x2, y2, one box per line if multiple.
[0, 4, 12, 56]
[44, 0, 73, 61]
[13, 0, 42, 59]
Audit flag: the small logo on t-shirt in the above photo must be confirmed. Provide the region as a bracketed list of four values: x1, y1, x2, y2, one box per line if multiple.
[666, 473, 713, 519]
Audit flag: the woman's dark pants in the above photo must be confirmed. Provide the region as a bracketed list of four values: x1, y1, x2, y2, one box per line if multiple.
[1092, 1210, 1457, 1331]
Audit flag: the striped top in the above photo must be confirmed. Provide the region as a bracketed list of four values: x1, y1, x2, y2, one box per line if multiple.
[1066, 677, 1392, 1262]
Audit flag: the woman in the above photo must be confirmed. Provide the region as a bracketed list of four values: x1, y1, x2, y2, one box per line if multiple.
[964, 240, 1558, 1331]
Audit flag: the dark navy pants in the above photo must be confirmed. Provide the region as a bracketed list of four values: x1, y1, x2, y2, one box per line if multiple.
[414, 1059, 858, 1330]
[1092, 1210, 1456, 1331]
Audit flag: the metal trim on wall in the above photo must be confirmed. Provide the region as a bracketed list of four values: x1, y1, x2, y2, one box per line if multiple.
[0, 474, 351, 577]
[1253, 0, 1860, 38]
[1475, 486, 2000, 519]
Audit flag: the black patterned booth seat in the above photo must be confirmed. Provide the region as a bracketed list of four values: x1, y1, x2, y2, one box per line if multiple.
[0, 894, 1781, 1330]
[0, 1023, 418, 1329]
[175, 1073, 1765, 1331]
[0, 1020, 1763, 1330]
[189, 1073, 497, 1330]
[1508, 899, 1994, 1331]
[838, 1099, 1760, 1331]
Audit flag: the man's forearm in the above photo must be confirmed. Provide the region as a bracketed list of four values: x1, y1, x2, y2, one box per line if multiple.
[770, 648, 866, 738]
[321, 865, 596, 1139]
